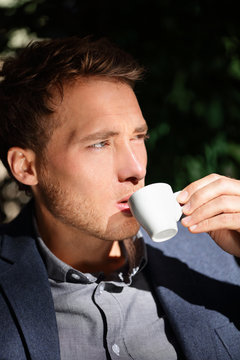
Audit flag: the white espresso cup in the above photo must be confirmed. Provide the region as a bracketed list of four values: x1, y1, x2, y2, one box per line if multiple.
[128, 183, 182, 242]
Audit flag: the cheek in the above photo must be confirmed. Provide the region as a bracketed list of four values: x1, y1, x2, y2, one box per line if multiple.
[77, 156, 115, 185]
[53, 154, 115, 197]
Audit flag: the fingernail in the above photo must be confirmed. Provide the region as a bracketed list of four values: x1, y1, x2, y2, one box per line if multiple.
[189, 224, 197, 231]
[182, 202, 191, 214]
[182, 216, 192, 226]
[177, 190, 188, 203]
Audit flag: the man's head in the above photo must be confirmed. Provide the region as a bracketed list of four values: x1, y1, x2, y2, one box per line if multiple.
[0, 36, 144, 191]
[0, 37, 148, 242]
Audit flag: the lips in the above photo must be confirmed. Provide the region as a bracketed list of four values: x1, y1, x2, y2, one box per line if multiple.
[116, 194, 133, 213]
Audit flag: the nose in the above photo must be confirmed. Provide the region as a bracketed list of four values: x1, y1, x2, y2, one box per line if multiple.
[117, 142, 147, 184]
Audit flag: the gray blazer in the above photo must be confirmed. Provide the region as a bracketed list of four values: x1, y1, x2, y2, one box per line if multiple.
[1, 202, 240, 359]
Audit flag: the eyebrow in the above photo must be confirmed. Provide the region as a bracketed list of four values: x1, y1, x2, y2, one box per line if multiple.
[79, 123, 148, 143]
[80, 130, 119, 143]
[134, 124, 148, 133]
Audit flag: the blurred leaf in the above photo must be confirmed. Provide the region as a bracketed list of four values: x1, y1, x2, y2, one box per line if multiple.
[229, 57, 240, 79]
[167, 72, 195, 112]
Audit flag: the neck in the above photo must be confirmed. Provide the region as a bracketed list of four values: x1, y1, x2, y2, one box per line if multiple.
[34, 203, 126, 275]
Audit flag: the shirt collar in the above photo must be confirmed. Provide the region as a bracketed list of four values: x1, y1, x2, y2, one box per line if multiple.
[33, 216, 147, 284]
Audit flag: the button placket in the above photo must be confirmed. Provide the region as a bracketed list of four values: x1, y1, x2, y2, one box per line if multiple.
[93, 282, 128, 359]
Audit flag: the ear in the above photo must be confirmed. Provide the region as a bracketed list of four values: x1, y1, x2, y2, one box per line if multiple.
[7, 147, 38, 186]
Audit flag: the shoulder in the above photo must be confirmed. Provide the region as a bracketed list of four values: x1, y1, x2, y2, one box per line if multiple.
[142, 223, 240, 284]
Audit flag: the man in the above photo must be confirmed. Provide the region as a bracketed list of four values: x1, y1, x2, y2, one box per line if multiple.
[0, 36, 240, 360]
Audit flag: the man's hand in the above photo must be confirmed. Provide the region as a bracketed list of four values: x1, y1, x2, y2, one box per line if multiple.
[177, 173, 240, 257]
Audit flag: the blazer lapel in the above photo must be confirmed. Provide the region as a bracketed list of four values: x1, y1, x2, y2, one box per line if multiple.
[145, 241, 217, 360]
[0, 235, 60, 360]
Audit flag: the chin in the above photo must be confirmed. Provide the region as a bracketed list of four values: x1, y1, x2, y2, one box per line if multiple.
[102, 216, 140, 242]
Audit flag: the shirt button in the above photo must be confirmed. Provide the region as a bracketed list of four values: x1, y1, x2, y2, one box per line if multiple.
[71, 273, 80, 281]
[112, 343, 120, 356]
[99, 283, 105, 294]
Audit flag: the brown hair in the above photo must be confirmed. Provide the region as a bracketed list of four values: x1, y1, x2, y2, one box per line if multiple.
[0, 36, 144, 191]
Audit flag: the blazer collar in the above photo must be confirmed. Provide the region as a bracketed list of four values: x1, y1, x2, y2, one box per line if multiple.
[144, 241, 217, 359]
[0, 232, 60, 360]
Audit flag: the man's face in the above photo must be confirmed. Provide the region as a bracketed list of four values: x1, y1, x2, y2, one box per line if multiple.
[35, 78, 148, 242]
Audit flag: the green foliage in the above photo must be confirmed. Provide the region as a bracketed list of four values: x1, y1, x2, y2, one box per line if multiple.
[1, 0, 240, 220]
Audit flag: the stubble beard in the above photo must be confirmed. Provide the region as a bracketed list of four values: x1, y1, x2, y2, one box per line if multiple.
[36, 169, 140, 242]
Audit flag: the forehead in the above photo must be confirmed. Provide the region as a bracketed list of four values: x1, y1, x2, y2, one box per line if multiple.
[52, 77, 146, 137]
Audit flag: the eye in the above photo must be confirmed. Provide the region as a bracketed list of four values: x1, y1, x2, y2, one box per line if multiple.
[134, 133, 150, 141]
[89, 140, 109, 149]
[143, 133, 150, 141]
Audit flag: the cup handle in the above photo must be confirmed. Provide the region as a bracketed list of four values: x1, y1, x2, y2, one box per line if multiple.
[173, 191, 183, 221]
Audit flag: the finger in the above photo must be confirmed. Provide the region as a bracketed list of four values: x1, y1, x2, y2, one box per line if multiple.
[177, 173, 221, 204]
[208, 229, 240, 257]
[182, 195, 240, 228]
[181, 176, 240, 215]
[186, 213, 240, 234]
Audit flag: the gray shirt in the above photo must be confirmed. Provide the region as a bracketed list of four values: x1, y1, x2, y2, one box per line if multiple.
[36, 232, 178, 360]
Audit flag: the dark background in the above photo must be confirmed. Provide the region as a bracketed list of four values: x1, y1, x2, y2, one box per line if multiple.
[1, 0, 240, 222]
